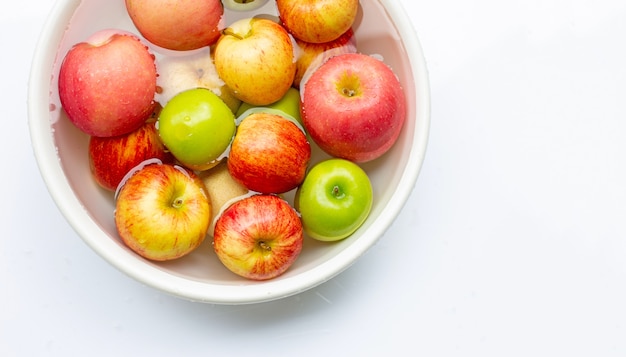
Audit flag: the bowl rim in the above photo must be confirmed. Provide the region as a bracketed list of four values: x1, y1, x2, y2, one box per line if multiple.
[27, 0, 430, 304]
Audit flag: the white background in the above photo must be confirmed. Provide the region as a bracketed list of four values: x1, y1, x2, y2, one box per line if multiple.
[4, 0, 626, 356]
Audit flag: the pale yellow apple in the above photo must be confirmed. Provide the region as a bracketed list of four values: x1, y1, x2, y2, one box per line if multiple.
[214, 18, 296, 106]
[199, 160, 250, 236]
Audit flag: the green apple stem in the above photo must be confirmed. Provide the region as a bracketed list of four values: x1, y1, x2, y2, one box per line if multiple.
[332, 186, 345, 199]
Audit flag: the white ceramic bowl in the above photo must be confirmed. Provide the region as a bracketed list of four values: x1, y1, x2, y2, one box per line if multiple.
[28, 0, 430, 304]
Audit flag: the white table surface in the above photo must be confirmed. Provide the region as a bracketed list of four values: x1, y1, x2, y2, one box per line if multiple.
[5, 1, 626, 355]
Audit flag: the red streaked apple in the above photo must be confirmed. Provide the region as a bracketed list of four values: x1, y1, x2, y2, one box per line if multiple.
[276, 0, 359, 43]
[214, 17, 296, 106]
[301, 53, 406, 162]
[228, 112, 311, 194]
[125, 0, 224, 51]
[88, 108, 174, 192]
[295, 158, 373, 241]
[115, 162, 211, 261]
[213, 194, 303, 280]
[58, 30, 157, 137]
[293, 28, 357, 89]
[157, 88, 236, 171]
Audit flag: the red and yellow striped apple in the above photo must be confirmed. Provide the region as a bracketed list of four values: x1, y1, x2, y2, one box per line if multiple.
[227, 112, 310, 194]
[213, 194, 303, 280]
[115, 162, 211, 261]
[276, 0, 359, 43]
[88, 112, 174, 192]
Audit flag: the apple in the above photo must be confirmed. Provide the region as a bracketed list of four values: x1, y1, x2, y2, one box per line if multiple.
[58, 30, 157, 137]
[301, 53, 406, 162]
[213, 194, 303, 280]
[88, 107, 174, 192]
[293, 28, 357, 89]
[115, 162, 211, 261]
[295, 158, 373, 241]
[157, 88, 236, 171]
[125, 0, 224, 51]
[276, 0, 359, 43]
[235, 87, 302, 126]
[199, 160, 251, 236]
[222, 0, 269, 11]
[156, 47, 242, 114]
[228, 112, 311, 194]
[213, 17, 296, 106]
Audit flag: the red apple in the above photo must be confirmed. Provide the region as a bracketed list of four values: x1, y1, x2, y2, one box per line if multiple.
[228, 112, 311, 194]
[213, 194, 303, 280]
[293, 28, 357, 88]
[125, 0, 224, 51]
[214, 17, 296, 106]
[301, 53, 406, 163]
[115, 162, 211, 261]
[88, 107, 174, 192]
[276, 0, 359, 43]
[58, 30, 157, 137]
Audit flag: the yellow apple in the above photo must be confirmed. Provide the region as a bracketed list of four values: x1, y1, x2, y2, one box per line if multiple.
[214, 17, 296, 106]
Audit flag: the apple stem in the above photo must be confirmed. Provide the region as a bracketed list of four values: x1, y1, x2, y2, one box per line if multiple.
[332, 185, 345, 199]
[222, 28, 245, 40]
[172, 197, 184, 209]
[259, 241, 272, 252]
[342, 88, 357, 97]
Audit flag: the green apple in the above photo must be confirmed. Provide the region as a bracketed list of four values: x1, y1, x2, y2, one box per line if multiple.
[296, 158, 373, 241]
[236, 87, 302, 126]
[158, 88, 236, 171]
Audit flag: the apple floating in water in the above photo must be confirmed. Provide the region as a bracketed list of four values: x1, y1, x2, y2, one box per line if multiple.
[227, 112, 311, 194]
[115, 162, 211, 261]
[296, 158, 373, 241]
[276, 0, 359, 44]
[214, 17, 296, 106]
[157, 88, 236, 171]
[301, 52, 407, 163]
[213, 194, 303, 281]
[125, 0, 224, 51]
[58, 30, 157, 137]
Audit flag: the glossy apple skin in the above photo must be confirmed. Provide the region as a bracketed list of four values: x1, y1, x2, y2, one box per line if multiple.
[301, 53, 406, 163]
[295, 158, 373, 241]
[58, 31, 157, 137]
[214, 18, 296, 106]
[88, 113, 174, 192]
[213, 194, 303, 280]
[236, 87, 302, 126]
[157, 88, 236, 171]
[276, 0, 359, 43]
[125, 0, 223, 51]
[293, 28, 357, 89]
[228, 112, 311, 194]
[115, 163, 211, 261]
